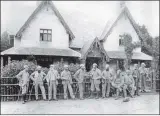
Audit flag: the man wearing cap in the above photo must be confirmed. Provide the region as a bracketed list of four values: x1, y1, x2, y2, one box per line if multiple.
[16, 65, 30, 104]
[139, 63, 147, 92]
[30, 66, 47, 101]
[61, 65, 75, 99]
[89, 63, 102, 99]
[74, 64, 86, 100]
[44, 64, 59, 101]
[132, 64, 141, 96]
[123, 69, 135, 98]
[112, 69, 125, 100]
[101, 64, 114, 98]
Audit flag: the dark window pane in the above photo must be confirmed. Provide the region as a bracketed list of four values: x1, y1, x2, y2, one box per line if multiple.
[40, 33, 43, 41]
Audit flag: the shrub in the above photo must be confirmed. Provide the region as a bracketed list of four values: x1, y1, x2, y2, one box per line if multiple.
[2, 60, 37, 77]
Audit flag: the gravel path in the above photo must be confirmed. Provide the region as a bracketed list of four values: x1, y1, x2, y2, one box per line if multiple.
[1, 94, 159, 114]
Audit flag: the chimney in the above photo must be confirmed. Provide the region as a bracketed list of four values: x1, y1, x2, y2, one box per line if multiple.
[9, 35, 14, 47]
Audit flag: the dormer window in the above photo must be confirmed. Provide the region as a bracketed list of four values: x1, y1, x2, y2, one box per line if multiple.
[40, 29, 52, 42]
[119, 35, 124, 46]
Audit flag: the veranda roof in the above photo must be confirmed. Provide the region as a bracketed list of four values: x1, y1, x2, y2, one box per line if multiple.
[107, 51, 152, 61]
[1, 47, 81, 57]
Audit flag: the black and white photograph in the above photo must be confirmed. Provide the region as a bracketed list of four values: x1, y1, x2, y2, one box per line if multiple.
[0, 0, 159, 115]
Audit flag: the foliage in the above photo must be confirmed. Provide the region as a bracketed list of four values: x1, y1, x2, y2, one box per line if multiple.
[2, 59, 80, 77]
[2, 60, 37, 77]
[0, 31, 13, 52]
[120, 33, 140, 69]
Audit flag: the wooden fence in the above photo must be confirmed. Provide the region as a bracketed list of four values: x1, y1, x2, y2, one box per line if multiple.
[1, 73, 159, 101]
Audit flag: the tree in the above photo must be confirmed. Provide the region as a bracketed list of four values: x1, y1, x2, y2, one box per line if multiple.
[120, 33, 140, 70]
[0, 31, 13, 52]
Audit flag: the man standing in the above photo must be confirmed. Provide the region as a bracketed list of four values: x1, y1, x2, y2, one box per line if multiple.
[101, 64, 113, 98]
[89, 63, 101, 99]
[112, 69, 125, 100]
[44, 64, 59, 101]
[16, 65, 30, 104]
[123, 69, 135, 98]
[139, 63, 147, 92]
[74, 64, 86, 100]
[132, 64, 141, 96]
[61, 65, 75, 100]
[30, 66, 47, 101]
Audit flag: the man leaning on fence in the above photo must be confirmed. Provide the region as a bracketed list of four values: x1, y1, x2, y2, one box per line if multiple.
[30, 66, 47, 101]
[61, 65, 75, 100]
[16, 65, 30, 104]
[44, 64, 59, 101]
[74, 64, 86, 100]
[89, 63, 101, 99]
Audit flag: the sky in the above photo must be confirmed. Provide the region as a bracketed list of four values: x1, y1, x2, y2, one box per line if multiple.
[1, 1, 159, 44]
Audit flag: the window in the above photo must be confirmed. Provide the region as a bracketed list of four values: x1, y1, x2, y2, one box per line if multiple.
[40, 29, 52, 42]
[119, 35, 124, 46]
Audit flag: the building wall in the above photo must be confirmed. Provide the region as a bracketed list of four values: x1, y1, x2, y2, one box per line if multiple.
[15, 4, 69, 49]
[103, 13, 141, 52]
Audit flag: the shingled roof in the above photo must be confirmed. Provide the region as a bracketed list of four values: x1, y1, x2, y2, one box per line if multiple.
[15, 1, 75, 40]
[100, 6, 143, 42]
[107, 51, 152, 60]
[1, 47, 81, 57]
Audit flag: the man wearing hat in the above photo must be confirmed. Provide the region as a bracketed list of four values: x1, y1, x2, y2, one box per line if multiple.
[44, 64, 59, 101]
[61, 65, 75, 99]
[74, 64, 86, 100]
[112, 69, 125, 100]
[139, 63, 147, 92]
[132, 64, 141, 96]
[30, 66, 47, 101]
[16, 65, 30, 104]
[89, 63, 102, 99]
[101, 64, 113, 98]
[123, 69, 135, 98]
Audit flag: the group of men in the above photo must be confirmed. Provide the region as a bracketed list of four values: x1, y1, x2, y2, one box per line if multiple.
[16, 62, 148, 104]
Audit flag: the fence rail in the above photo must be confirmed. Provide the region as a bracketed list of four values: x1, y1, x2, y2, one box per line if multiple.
[1, 73, 159, 101]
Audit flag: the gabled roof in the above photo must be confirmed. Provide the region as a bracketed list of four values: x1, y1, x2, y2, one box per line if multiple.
[100, 6, 143, 42]
[80, 37, 109, 61]
[15, 1, 75, 39]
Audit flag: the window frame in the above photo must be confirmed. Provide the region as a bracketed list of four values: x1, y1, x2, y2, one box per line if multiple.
[40, 29, 52, 42]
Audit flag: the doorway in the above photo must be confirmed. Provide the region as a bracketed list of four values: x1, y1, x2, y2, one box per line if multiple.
[85, 57, 104, 72]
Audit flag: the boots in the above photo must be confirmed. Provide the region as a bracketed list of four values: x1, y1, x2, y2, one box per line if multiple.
[89, 91, 94, 99]
[95, 91, 100, 99]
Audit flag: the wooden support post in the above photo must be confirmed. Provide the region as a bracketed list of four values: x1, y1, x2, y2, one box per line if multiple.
[152, 69, 156, 92]
[116, 60, 119, 71]
[8, 56, 11, 65]
[1, 56, 3, 75]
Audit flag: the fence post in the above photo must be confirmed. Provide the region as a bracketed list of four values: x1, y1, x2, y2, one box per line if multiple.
[152, 70, 156, 92]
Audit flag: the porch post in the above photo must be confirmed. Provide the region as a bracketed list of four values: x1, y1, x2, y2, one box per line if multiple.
[116, 59, 119, 71]
[152, 69, 156, 92]
[1, 56, 3, 75]
[8, 56, 11, 65]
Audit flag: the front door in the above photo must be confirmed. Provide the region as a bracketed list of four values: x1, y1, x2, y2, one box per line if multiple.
[85, 57, 104, 72]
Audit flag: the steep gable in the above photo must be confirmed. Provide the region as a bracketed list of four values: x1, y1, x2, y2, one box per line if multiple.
[15, 1, 75, 40]
[100, 6, 142, 42]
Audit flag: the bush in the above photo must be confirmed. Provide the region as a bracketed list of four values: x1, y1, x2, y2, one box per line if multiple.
[2, 60, 80, 77]
[2, 60, 37, 77]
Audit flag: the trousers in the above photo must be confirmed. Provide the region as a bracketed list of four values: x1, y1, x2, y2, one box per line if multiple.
[91, 79, 100, 92]
[62, 80, 75, 99]
[78, 83, 84, 99]
[34, 82, 46, 100]
[102, 80, 111, 97]
[48, 80, 57, 100]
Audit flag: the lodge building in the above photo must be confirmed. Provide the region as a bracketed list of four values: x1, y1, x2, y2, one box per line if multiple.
[1, 1, 152, 72]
